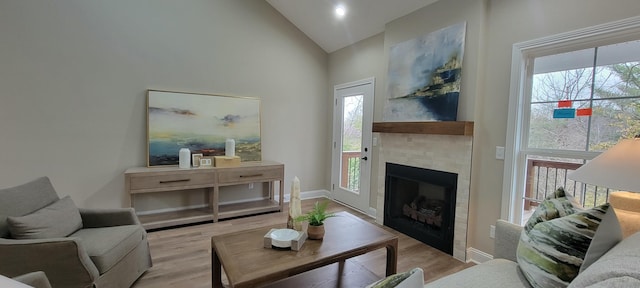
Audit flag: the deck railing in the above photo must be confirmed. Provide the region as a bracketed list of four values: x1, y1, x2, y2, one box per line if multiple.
[340, 151, 361, 191]
[524, 159, 610, 210]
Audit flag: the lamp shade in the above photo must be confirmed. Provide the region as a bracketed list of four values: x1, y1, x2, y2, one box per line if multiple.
[568, 138, 640, 192]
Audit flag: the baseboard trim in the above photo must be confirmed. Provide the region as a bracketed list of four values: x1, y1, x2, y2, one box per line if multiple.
[301, 189, 331, 200]
[466, 247, 493, 264]
[367, 207, 377, 218]
[329, 198, 376, 218]
[275, 189, 330, 203]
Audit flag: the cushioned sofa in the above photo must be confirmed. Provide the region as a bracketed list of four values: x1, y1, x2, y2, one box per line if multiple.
[424, 220, 640, 287]
[0, 177, 152, 288]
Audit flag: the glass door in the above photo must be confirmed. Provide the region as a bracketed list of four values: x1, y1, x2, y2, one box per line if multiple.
[332, 78, 374, 213]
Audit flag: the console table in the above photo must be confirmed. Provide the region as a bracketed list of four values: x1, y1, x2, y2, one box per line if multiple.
[125, 161, 284, 230]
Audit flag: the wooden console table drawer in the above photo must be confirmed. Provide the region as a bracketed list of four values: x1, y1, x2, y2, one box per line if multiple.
[129, 171, 215, 192]
[217, 164, 284, 185]
[125, 161, 284, 229]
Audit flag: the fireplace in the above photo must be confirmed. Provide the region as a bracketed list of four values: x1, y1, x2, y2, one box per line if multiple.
[384, 162, 457, 255]
[376, 133, 472, 261]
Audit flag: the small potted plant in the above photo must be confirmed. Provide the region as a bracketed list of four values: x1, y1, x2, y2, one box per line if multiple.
[295, 201, 336, 240]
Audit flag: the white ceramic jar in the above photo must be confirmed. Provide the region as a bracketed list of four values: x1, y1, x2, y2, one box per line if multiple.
[225, 139, 235, 157]
[179, 148, 191, 169]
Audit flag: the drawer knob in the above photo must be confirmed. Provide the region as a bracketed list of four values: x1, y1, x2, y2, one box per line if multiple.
[159, 179, 191, 184]
[239, 174, 263, 178]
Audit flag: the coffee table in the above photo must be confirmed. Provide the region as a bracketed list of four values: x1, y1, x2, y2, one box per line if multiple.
[211, 211, 398, 288]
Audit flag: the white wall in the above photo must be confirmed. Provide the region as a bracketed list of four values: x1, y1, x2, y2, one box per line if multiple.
[0, 0, 329, 209]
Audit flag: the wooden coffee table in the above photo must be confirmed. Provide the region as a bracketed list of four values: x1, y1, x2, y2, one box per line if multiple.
[211, 211, 398, 288]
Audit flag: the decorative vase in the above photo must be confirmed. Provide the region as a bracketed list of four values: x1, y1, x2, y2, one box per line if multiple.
[225, 139, 235, 157]
[307, 224, 325, 240]
[178, 148, 191, 169]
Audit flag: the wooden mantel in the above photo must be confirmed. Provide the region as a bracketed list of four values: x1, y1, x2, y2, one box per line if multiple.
[372, 121, 474, 136]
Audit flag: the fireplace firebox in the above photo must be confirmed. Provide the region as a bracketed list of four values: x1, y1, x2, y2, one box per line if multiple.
[384, 162, 457, 255]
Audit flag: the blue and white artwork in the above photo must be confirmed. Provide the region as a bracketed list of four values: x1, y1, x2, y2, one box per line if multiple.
[384, 22, 466, 122]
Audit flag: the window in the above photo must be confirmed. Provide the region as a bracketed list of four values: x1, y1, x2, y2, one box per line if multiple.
[530, 42, 640, 152]
[503, 16, 640, 225]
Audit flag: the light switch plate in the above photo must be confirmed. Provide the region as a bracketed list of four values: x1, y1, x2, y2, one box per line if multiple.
[495, 146, 505, 160]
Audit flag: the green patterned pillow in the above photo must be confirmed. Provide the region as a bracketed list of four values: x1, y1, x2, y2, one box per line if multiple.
[524, 187, 579, 233]
[517, 203, 611, 287]
[367, 268, 423, 288]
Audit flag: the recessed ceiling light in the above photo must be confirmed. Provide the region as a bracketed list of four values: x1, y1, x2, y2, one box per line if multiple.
[335, 5, 346, 18]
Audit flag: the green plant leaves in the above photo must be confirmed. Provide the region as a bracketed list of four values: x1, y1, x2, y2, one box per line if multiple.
[294, 200, 336, 226]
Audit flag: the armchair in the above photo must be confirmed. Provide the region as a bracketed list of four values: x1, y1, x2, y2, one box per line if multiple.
[0, 177, 152, 288]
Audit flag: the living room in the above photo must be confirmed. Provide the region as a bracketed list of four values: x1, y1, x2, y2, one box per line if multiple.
[2, 0, 640, 287]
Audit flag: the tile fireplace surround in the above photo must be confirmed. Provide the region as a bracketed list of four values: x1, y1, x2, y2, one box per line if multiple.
[375, 133, 472, 261]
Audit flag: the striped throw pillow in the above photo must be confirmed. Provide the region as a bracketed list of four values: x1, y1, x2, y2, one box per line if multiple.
[517, 200, 611, 288]
[523, 187, 579, 233]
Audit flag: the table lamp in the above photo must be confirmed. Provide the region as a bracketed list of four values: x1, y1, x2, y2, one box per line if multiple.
[568, 136, 640, 237]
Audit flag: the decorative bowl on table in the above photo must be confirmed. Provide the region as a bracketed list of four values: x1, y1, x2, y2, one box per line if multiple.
[270, 229, 300, 248]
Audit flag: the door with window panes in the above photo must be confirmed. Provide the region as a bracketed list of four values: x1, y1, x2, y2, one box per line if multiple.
[331, 78, 374, 213]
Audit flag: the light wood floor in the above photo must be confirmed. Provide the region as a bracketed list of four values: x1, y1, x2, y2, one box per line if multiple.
[132, 199, 474, 288]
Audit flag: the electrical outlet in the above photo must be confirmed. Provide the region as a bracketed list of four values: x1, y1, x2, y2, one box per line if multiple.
[490, 225, 496, 239]
[248, 183, 254, 189]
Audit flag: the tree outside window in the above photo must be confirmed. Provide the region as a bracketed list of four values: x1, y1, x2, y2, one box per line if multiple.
[520, 40, 640, 220]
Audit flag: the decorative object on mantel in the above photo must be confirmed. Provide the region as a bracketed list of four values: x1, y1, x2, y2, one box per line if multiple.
[287, 177, 303, 231]
[384, 22, 466, 122]
[178, 148, 191, 169]
[372, 121, 473, 136]
[146, 90, 261, 167]
[295, 201, 337, 240]
[263, 228, 307, 251]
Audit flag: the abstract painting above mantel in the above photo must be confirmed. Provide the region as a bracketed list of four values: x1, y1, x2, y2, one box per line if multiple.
[383, 22, 466, 122]
[147, 90, 261, 167]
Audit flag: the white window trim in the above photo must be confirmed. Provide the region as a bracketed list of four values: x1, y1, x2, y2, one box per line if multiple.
[502, 15, 640, 223]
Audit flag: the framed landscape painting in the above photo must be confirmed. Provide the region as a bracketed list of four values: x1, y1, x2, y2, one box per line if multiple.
[147, 90, 261, 167]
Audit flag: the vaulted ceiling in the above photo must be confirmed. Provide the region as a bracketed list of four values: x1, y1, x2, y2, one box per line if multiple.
[266, 0, 439, 53]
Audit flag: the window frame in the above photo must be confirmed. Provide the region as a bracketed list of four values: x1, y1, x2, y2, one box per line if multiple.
[503, 16, 640, 224]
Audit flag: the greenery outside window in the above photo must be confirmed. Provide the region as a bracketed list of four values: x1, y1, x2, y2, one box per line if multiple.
[504, 16, 640, 225]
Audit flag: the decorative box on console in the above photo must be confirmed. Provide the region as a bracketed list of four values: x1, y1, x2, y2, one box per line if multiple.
[214, 156, 241, 167]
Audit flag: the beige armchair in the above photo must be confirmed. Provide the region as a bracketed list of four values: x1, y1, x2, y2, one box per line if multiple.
[0, 177, 152, 288]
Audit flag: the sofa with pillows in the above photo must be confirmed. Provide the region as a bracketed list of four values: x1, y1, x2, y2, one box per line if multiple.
[423, 187, 640, 287]
[369, 187, 640, 288]
[0, 177, 152, 288]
